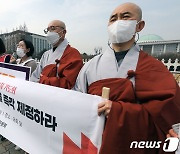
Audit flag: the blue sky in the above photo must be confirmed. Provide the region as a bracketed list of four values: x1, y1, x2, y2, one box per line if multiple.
[0, 0, 180, 54]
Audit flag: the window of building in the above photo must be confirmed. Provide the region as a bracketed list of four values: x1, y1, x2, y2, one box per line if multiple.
[154, 44, 164, 53]
[143, 45, 152, 55]
[165, 43, 178, 53]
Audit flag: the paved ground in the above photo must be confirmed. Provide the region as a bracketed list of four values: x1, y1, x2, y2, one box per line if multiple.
[0, 136, 25, 154]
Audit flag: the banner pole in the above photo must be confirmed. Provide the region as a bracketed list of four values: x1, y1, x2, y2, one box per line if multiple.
[102, 87, 110, 99]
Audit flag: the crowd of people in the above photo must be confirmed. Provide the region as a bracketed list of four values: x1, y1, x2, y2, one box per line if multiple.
[0, 2, 179, 154]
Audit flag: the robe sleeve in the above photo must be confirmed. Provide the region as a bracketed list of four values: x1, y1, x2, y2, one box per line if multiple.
[107, 69, 179, 135]
[73, 60, 92, 93]
[25, 60, 37, 75]
[134, 54, 180, 133]
[30, 53, 46, 82]
[108, 80, 179, 137]
[39, 48, 83, 89]
[136, 70, 180, 134]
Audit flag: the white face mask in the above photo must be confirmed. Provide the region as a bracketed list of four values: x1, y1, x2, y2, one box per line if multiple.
[16, 48, 26, 58]
[108, 20, 137, 43]
[46, 31, 61, 46]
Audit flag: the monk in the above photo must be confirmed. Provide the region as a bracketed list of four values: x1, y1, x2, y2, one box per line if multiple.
[74, 3, 180, 154]
[31, 20, 83, 89]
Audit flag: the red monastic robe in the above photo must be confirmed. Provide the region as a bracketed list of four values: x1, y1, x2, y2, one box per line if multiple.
[87, 51, 180, 154]
[39, 45, 83, 89]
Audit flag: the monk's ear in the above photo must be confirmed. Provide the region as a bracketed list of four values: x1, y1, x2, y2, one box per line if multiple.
[136, 20, 145, 32]
[26, 48, 30, 53]
[63, 29, 67, 35]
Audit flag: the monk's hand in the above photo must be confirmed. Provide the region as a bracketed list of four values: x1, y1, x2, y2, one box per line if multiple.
[166, 129, 178, 138]
[10, 56, 16, 64]
[40, 74, 43, 77]
[98, 100, 112, 118]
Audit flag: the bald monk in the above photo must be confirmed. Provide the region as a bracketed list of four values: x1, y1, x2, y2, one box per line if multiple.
[31, 20, 83, 89]
[74, 3, 180, 154]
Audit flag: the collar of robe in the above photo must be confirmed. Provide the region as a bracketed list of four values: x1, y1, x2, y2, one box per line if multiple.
[45, 38, 68, 66]
[88, 44, 140, 88]
[97, 44, 140, 80]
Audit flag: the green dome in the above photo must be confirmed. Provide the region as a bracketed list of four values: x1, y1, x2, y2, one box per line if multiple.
[138, 34, 164, 42]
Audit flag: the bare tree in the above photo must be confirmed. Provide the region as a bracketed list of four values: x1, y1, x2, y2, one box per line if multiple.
[23, 23, 28, 32]
[19, 25, 23, 31]
[94, 47, 102, 55]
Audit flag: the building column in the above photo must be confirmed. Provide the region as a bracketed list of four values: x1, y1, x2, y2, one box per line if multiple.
[140, 45, 143, 50]
[163, 44, 166, 54]
[151, 45, 154, 55]
[177, 43, 180, 53]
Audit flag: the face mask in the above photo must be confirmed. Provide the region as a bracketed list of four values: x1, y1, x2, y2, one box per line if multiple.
[46, 31, 61, 46]
[108, 20, 137, 43]
[16, 48, 26, 58]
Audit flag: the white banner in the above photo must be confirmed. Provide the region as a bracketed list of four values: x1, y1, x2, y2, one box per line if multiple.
[0, 75, 105, 154]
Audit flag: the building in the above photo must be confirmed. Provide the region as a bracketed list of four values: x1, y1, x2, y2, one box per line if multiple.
[0, 30, 51, 57]
[82, 34, 180, 64]
[137, 34, 180, 57]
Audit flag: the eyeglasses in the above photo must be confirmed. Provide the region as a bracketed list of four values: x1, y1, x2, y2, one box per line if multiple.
[44, 26, 64, 34]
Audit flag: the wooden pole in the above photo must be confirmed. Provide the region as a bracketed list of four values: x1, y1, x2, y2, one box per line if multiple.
[102, 87, 110, 99]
